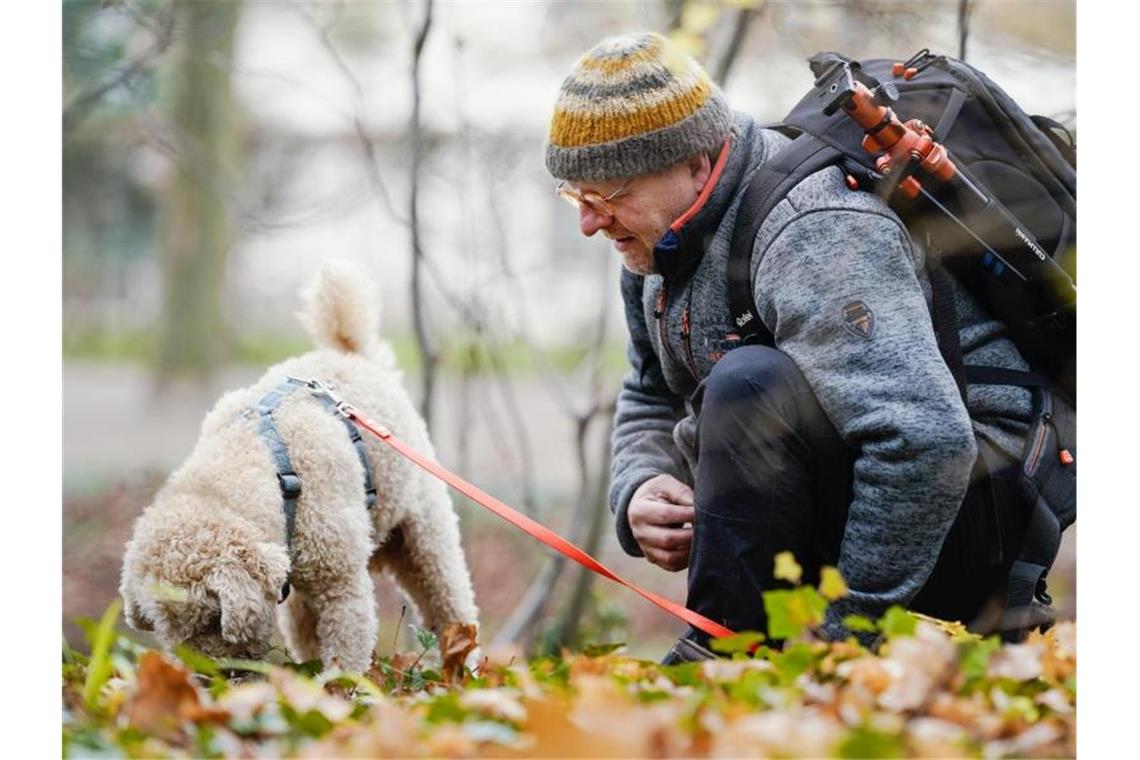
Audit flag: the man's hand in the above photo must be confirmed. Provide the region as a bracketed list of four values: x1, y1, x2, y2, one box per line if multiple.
[628, 474, 695, 571]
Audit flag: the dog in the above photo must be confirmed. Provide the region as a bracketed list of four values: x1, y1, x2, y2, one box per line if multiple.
[119, 264, 479, 672]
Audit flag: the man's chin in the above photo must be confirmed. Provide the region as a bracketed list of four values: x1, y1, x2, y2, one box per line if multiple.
[619, 249, 656, 276]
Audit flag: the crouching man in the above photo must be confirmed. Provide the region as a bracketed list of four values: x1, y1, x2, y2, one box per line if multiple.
[544, 32, 1039, 661]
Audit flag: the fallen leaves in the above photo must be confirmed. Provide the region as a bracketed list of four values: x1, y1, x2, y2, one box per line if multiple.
[124, 652, 230, 739]
[63, 609, 1079, 759]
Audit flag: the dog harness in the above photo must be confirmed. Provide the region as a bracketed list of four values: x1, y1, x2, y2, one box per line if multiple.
[246, 377, 377, 602]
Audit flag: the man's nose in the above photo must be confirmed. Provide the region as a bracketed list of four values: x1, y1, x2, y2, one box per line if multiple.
[578, 203, 610, 237]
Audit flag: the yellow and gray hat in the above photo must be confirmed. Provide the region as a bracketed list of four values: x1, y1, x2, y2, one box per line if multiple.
[546, 32, 732, 181]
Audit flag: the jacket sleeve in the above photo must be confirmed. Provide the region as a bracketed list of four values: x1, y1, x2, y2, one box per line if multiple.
[753, 208, 978, 635]
[609, 269, 691, 557]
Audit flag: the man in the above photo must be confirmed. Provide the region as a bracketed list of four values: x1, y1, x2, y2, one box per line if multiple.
[545, 32, 1036, 661]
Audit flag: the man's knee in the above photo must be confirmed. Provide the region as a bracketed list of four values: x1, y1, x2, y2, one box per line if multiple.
[700, 345, 806, 423]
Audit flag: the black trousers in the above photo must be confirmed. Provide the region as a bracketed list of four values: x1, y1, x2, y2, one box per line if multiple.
[682, 345, 1030, 643]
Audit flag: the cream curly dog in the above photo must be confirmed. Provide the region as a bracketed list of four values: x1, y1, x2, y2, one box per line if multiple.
[119, 265, 479, 672]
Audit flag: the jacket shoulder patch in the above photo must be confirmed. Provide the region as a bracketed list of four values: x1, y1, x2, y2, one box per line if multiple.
[841, 300, 876, 340]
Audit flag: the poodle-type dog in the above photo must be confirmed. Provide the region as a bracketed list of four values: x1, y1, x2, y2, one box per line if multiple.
[119, 265, 479, 672]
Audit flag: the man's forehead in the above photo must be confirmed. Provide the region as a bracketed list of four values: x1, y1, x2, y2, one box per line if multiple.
[569, 176, 627, 193]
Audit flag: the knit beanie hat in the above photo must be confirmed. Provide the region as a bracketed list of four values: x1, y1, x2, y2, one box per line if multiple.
[546, 32, 732, 182]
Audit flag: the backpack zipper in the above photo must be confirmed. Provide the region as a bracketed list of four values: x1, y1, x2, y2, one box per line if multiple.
[1024, 392, 1073, 476]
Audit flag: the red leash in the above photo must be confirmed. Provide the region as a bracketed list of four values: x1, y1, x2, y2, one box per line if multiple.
[321, 388, 733, 640]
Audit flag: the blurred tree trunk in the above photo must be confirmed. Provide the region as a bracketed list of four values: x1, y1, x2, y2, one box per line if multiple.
[156, 0, 242, 384]
[548, 411, 614, 651]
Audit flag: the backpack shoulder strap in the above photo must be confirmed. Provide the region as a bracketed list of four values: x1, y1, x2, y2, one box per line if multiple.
[728, 133, 846, 345]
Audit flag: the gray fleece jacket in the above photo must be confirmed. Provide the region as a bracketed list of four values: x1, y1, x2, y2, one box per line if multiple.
[609, 112, 1034, 635]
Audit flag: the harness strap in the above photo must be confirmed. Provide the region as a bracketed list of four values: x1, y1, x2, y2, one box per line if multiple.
[305, 385, 378, 509]
[251, 379, 306, 550]
[249, 377, 378, 603]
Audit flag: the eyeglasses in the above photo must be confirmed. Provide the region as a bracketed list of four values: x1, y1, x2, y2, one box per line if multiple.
[555, 178, 633, 217]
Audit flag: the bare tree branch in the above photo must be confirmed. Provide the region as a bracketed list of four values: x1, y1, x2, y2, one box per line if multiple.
[296, 1, 409, 227]
[63, 2, 178, 134]
[711, 6, 758, 87]
[409, 0, 439, 430]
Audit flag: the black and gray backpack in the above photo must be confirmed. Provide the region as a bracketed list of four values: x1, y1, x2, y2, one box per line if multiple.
[727, 50, 1076, 638]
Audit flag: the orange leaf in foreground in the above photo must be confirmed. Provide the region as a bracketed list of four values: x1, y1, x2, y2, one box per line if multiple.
[440, 621, 480, 685]
[125, 652, 229, 738]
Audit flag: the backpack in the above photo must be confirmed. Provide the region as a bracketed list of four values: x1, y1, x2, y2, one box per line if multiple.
[726, 50, 1076, 638]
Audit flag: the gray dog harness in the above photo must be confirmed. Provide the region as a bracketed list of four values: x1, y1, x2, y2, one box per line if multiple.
[247, 376, 377, 602]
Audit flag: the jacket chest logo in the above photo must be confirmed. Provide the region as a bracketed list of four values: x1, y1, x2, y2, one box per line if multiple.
[841, 301, 876, 340]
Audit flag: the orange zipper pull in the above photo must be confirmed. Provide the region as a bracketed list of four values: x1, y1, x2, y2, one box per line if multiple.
[1059, 449, 1074, 466]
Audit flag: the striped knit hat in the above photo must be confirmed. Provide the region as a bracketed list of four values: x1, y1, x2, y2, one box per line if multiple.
[546, 32, 732, 181]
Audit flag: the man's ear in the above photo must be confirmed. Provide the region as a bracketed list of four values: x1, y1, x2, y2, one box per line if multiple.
[687, 152, 712, 192]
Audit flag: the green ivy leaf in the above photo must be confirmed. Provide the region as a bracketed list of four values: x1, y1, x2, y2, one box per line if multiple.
[581, 642, 626, 657]
[413, 625, 439, 652]
[877, 606, 917, 638]
[709, 631, 766, 655]
[280, 705, 335, 738]
[959, 635, 1002, 687]
[838, 724, 906, 759]
[763, 586, 827, 639]
[773, 551, 803, 585]
[768, 642, 818, 687]
[277, 658, 323, 678]
[424, 692, 468, 724]
[842, 614, 878, 633]
[819, 566, 849, 601]
[175, 644, 220, 676]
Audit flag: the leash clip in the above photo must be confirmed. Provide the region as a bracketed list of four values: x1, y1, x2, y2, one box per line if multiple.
[290, 376, 359, 420]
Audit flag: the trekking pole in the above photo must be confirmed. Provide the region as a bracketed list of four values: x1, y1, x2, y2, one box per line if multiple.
[811, 60, 1076, 311]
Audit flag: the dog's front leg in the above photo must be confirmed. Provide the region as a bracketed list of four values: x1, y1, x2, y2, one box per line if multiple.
[277, 589, 321, 664]
[306, 569, 378, 673]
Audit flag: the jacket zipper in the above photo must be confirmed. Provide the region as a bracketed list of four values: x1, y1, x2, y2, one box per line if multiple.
[680, 304, 701, 381]
[655, 283, 701, 384]
[655, 285, 681, 368]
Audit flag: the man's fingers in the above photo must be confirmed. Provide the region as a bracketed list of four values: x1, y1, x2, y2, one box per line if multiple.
[646, 547, 690, 572]
[655, 477, 695, 506]
[637, 525, 692, 552]
[635, 502, 694, 527]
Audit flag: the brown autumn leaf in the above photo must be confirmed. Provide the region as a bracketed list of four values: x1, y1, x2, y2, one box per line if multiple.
[439, 621, 479, 685]
[125, 651, 229, 739]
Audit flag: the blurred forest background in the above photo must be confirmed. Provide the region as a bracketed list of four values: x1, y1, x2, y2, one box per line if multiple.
[62, 0, 1076, 661]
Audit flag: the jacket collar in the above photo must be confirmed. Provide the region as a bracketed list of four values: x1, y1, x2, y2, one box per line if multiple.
[653, 121, 756, 286]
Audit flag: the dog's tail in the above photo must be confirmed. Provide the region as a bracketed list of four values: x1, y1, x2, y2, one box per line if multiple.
[298, 262, 391, 364]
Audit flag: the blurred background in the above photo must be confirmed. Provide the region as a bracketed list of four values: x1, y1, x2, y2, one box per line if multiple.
[63, 0, 1075, 660]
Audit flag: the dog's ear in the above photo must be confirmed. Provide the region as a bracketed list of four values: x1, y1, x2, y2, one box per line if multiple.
[205, 542, 290, 648]
[121, 588, 155, 632]
[207, 564, 272, 648]
[119, 544, 155, 632]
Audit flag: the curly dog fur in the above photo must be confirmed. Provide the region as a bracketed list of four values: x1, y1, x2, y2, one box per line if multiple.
[119, 264, 479, 672]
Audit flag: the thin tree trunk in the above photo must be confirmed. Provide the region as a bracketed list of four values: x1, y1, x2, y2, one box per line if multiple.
[711, 7, 757, 87]
[156, 0, 242, 384]
[549, 408, 614, 651]
[410, 0, 438, 430]
[957, 0, 972, 61]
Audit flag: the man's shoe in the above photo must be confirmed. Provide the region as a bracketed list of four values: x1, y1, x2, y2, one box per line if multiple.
[660, 635, 717, 665]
